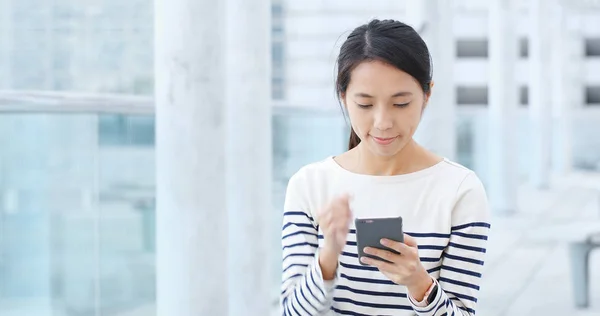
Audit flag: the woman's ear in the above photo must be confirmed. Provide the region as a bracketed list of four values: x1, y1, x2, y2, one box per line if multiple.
[340, 92, 348, 110]
[423, 81, 434, 109]
[426, 81, 434, 102]
[421, 81, 434, 112]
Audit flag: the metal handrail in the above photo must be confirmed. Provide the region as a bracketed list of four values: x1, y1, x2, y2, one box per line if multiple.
[0, 90, 153, 114]
[2, 90, 598, 117]
[0, 90, 347, 116]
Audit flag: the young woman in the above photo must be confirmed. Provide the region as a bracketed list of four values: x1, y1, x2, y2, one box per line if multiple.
[280, 19, 491, 316]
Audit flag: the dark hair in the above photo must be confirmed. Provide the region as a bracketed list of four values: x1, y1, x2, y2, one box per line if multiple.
[335, 19, 433, 150]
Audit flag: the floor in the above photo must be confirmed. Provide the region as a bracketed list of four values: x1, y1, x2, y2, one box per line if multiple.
[476, 171, 600, 316]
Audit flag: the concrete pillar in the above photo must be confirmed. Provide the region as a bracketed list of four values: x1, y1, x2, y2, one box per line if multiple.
[488, 0, 518, 214]
[224, 0, 273, 315]
[407, 0, 457, 161]
[154, 0, 228, 315]
[529, 0, 553, 188]
[551, 3, 572, 175]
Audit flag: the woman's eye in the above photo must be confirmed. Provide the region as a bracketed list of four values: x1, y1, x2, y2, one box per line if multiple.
[394, 103, 410, 108]
[357, 103, 372, 109]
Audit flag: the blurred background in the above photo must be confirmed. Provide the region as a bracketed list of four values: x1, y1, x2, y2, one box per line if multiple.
[0, 0, 600, 315]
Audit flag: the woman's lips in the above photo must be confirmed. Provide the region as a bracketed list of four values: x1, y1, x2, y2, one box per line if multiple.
[372, 136, 397, 145]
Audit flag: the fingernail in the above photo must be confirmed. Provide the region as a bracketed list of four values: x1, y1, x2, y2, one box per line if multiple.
[380, 239, 388, 245]
[363, 247, 371, 254]
[360, 257, 368, 263]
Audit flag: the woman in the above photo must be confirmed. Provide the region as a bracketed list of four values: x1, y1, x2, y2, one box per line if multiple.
[280, 19, 491, 316]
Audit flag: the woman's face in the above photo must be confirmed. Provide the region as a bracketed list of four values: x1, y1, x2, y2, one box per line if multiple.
[343, 60, 430, 157]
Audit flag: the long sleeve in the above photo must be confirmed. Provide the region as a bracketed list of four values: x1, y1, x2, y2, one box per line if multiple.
[280, 171, 337, 315]
[410, 172, 491, 316]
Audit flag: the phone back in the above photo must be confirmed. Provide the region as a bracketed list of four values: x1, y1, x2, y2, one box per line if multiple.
[355, 216, 404, 265]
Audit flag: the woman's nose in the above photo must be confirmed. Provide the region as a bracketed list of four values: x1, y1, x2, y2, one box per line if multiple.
[373, 109, 393, 131]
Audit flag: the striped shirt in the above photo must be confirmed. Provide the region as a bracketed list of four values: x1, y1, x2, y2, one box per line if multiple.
[280, 156, 491, 316]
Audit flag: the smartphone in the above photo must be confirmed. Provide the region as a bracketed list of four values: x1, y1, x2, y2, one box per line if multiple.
[355, 216, 404, 265]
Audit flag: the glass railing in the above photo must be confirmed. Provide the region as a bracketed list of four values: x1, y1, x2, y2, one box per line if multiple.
[0, 104, 351, 316]
[0, 112, 155, 316]
[1, 96, 599, 316]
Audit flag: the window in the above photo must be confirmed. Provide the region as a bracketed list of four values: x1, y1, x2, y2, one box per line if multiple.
[272, 42, 284, 62]
[271, 40, 285, 100]
[586, 86, 600, 105]
[271, 3, 283, 16]
[585, 38, 600, 57]
[456, 86, 488, 105]
[456, 39, 488, 58]
[520, 86, 528, 106]
[272, 77, 285, 100]
[519, 37, 528, 58]
[271, 2, 285, 100]
[99, 114, 155, 146]
[456, 118, 474, 170]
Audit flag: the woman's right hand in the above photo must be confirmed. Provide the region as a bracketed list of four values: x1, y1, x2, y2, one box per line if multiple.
[317, 194, 353, 279]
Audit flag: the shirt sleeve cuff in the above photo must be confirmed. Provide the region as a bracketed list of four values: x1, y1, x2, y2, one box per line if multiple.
[409, 278, 442, 312]
[314, 249, 339, 292]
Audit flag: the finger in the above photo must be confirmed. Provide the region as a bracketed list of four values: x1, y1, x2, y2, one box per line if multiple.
[332, 201, 352, 222]
[319, 195, 348, 216]
[380, 238, 415, 257]
[335, 193, 351, 205]
[333, 223, 351, 237]
[335, 194, 353, 210]
[402, 233, 418, 248]
[363, 247, 402, 263]
[360, 255, 396, 271]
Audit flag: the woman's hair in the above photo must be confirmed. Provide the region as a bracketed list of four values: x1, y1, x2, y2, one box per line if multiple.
[335, 19, 433, 150]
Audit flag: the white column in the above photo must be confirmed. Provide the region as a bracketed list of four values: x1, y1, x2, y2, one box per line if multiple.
[0, 0, 13, 88]
[154, 0, 228, 315]
[557, 12, 584, 174]
[551, 3, 572, 175]
[529, 0, 553, 188]
[43, 5, 54, 90]
[407, 0, 457, 161]
[488, 0, 518, 214]
[403, 0, 427, 32]
[224, 0, 273, 315]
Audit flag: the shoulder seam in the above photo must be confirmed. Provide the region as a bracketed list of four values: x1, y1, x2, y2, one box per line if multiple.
[442, 159, 471, 172]
[453, 170, 475, 204]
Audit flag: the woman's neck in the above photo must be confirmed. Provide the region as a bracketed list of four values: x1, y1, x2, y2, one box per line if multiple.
[351, 140, 439, 176]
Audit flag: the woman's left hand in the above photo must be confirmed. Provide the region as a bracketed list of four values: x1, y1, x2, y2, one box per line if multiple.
[361, 233, 433, 301]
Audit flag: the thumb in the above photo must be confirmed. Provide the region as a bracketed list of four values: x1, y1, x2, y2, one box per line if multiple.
[338, 193, 352, 203]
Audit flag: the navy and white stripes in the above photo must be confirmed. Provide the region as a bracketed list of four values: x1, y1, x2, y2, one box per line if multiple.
[280, 157, 492, 315]
[281, 211, 336, 315]
[281, 212, 490, 315]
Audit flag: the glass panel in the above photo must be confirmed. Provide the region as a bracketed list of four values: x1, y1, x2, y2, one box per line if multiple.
[0, 113, 98, 316]
[98, 113, 156, 316]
